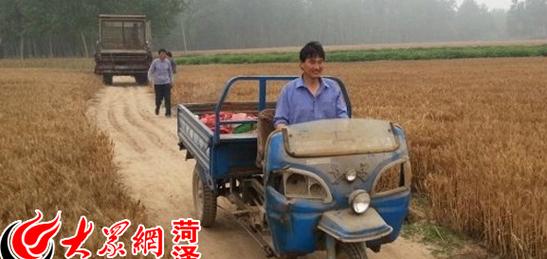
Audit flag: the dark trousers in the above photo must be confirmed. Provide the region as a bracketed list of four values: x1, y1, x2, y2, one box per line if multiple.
[154, 84, 171, 115]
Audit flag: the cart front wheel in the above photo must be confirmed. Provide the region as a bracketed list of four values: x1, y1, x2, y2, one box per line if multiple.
[192, 164, 217, 227]
[336, 242, 367, 259]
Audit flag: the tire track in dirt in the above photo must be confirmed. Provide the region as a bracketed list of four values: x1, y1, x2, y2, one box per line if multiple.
[114, 88, 165, 151]
[104, 90, 147, 154]
[133, 89, 177, 144]
[126, 87, 180, 150]
[89, 76, 433, 259]
[122, 91, 165, 150]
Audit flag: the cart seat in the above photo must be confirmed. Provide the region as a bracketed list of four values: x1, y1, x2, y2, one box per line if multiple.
[256, 109, 275, 168]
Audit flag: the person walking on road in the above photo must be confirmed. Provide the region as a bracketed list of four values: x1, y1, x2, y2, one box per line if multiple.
[148, 48, 173, 117]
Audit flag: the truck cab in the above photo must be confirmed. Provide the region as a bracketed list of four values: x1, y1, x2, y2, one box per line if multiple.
[94, 14, 153, 85]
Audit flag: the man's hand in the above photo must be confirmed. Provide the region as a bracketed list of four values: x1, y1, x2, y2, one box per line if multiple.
[276, 124, 287, 130]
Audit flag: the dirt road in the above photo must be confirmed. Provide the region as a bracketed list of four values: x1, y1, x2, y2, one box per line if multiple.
[87, 77, 433, 259]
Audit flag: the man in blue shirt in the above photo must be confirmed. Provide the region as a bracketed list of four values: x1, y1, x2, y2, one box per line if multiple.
[257, 42, 348, 167]
[273, 41, 348, 129]
[148, 49, 174, 117]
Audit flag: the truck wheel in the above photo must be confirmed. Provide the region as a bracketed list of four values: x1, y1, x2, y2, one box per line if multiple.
[103, 74, 113, 85]
[135, 74, 148, 85]
[192, 164, 217, 227]
[336, 243, 367, 259]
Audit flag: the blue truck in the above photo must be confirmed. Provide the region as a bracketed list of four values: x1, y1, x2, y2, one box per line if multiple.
[177, 76, 412, 259]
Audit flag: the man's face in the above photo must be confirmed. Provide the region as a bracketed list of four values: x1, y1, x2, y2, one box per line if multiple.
[300, 56, 324, 79]
[159, 51, 167, 60]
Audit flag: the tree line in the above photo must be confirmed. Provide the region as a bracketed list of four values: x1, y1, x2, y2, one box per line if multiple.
[1, 0, 546, 58]
[163, 0, 547, 51]
[0, 0, 184, 58]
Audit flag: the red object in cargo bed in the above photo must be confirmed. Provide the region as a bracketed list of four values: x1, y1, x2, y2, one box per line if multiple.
[199, 112, 256, 134]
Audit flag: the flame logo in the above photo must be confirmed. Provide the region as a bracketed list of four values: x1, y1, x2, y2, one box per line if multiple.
[1, 210, 62, 259]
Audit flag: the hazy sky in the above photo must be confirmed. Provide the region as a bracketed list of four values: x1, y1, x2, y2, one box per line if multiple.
[458, 0, 513, 10]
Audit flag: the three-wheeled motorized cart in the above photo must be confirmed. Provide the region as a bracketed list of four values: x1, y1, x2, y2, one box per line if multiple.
[177, 76, 412, 259]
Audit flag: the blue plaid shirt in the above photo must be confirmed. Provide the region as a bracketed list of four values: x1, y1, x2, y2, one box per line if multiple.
[274, 77, 348, 127]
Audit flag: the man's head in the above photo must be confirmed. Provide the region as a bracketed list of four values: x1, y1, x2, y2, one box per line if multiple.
[299, 41, 325, 62]
[299, 41, 325, 79]
[167, 51, 173, 58]
[158, 49, 167, 60]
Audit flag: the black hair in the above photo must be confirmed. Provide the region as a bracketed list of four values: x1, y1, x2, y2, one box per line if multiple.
[299, 41, 325, 62]
[158, 48, 167, 55]
[166, 51, 173, 57]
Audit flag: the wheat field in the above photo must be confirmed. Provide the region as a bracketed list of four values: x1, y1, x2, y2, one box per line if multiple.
[172, 57, 547, 258]
[0, 68, 147, 253]
[0, 56, 544, 258]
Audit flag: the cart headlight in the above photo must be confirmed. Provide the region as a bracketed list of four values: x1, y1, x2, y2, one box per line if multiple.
[349, 190, 370, 214]
[281, 168, 333, 203]
[372, 160, 412, 195]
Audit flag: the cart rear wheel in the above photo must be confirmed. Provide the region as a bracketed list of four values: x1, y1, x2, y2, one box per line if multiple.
[336, 242, 367, 259]
[103, 74, 113, 85]
[134, 74, 148, 85]
[192, 164, 217, 227]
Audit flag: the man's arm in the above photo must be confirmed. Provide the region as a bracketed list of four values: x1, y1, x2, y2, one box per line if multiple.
[147, 60, 156, 85]
[168, 61, 174, 84]
[336, 89, 349, 118]
[274, 86, 290, 129]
